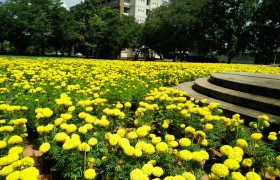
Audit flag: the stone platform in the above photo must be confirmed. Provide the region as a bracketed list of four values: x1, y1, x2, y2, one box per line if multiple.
[174, 72, 280, 125]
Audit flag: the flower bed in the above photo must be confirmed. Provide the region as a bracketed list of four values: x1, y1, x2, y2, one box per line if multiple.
[0, 58, 280, 180]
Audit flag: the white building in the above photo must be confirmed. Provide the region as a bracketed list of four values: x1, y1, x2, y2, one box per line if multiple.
[123, 0, 162, 24]
[120, 0, 162, 58]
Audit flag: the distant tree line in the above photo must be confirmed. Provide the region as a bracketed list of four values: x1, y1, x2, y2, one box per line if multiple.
[144, 0, 280, 64]
[0, 0, 141, 59]
[0, 0, 279, 64]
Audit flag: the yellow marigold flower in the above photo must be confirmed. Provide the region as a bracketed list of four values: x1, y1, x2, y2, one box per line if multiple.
[268, 134, 277, 141]
[61, 113, 72, 120]
[178, 150, 193, 161]
[246, 172, 261, 180]
[136, 126, 150, 138]
[84, 169, 96, 179]
[78, 112, 88, 119]
[85, 107, 93, 112]
[11, 160, 22, 168]
[165, 134, 175, 141]
[66, 124, 77, 133]
[204, 123, 213, 131]
[276, 156, 280, 167]
[142, 163, 154, 175]
[88, 138, 98, 146]
[169, 140, 179, 148]
[142, 143, 155, 154]
[130, 169, 148, 180]
[175, 175, 187, 180]
[258, 114, 269, 121]
[78, 142, 91, 152]
[251, 133, 262, 140]
[236, 139, 248, 149]
[194, 131, 206, 139]
[231, 172, 246, 180]
[162, 123, 169, 129]
[54, 132, 69, 142]
[242, 158, 253, 167]
[180, 124, 185, 128]
[0, 165, 14, 176]
[233, 147, 244, 155]
[116, 103, 123, 109]
[78, 126, 88, 134]
[228, 150, 243, 163]
[127, 131, 138, 139]
[201, 99, 208, 103]
[45, 124, 54, 132]
[8, 135, 23, 145]
[220, 145, 233, 156]
[101, 156, 107, 162]
[54, 118, 64, 126]
[123, 146, 135, 156]
[6, 171, 21, 180]
[182, 172, 196, 180]
[117, 128, 126, 137]
[179, 138, 191, 147]
[208, 173, 220, 180]
[134, 148, 143, 157]
[88, 157, 95, 163]
[134, 120, 139, 126]
[184, 126, 195, 134]
[109, 134, 121, 146]
[0, 140, 7, 149]
[124, 102, 132, 108]
[211, 163, 229, 178]
[39, 142, 51, 153]
[63, 138, 81, 150]
[68, 106, 75, 112]
[192, 150, 209, 162]
[152, 166, 164, 177]
[22, 157, 35, 167]
[156, 142, 169, 153]
[147, 160, 156, 166]
[224, 159, 240, 170]
[152, 137, 162, 144]
[9, 146, 23, 155]
[200, 139, 208, 146]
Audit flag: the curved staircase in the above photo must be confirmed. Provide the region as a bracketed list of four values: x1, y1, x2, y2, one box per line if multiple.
[174, 72, 280, 125]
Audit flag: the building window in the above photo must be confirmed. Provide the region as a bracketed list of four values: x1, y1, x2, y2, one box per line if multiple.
[124, 8, 129, 13]
[146, 9, 150, 15]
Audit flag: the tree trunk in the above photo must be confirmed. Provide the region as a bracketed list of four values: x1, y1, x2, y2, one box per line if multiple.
[227, 53, 235, 64]
[61, 47, 65, 56]
[0, 42, 4, 53]
[133, 53, 139, 61]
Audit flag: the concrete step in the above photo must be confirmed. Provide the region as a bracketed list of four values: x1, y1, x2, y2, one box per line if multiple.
[209, 72, 280, 99]
[193, 78, 280, 116]
[174, 81, 280, 126]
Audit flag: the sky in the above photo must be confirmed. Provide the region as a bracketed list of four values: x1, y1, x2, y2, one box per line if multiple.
[1, 0, 168, 7]
[0, 0, 84, 7]
[65, 0, 84, 7]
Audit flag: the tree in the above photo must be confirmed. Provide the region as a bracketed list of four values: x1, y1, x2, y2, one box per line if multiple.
[143, 0, 205, 61]
[253, 0, 280, 64]
[202, 0, 259, 63]
[49, 6, 79, 56]
[72, 0, 142, 59]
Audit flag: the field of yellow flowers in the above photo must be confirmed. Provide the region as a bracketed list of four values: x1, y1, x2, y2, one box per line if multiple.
[1, 57, 280, 180]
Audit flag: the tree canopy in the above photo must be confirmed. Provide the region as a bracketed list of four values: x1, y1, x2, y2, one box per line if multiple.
[0, 0, 279, 63]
